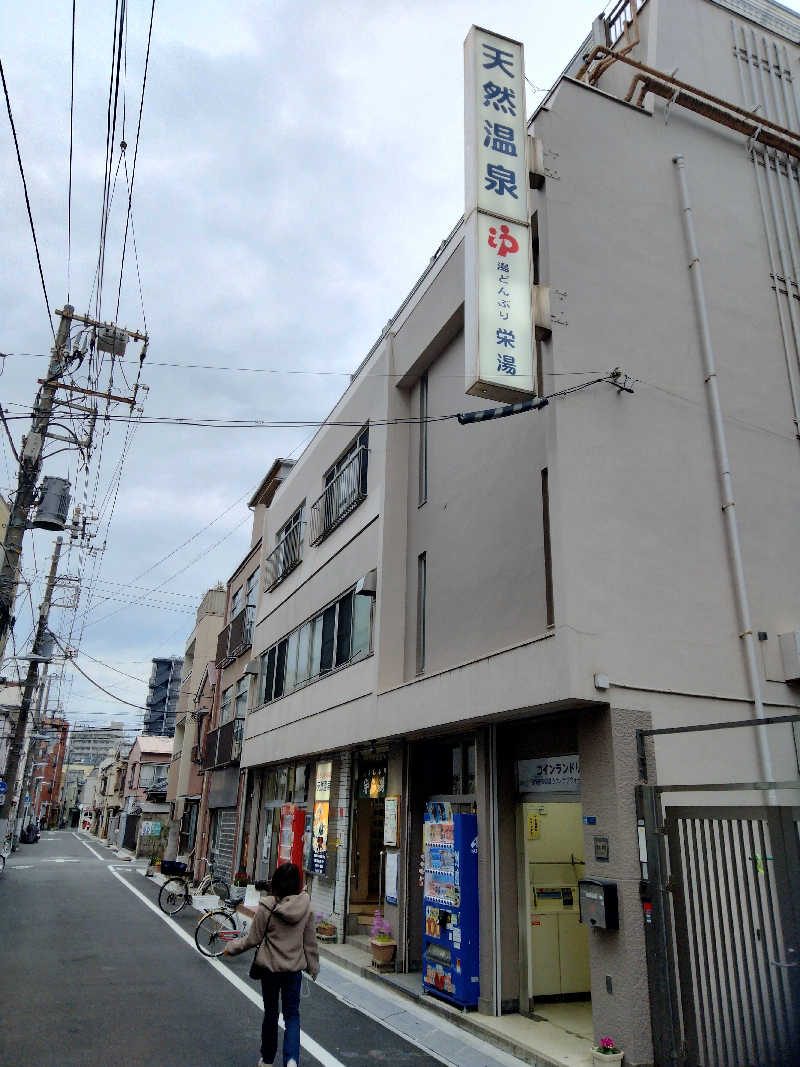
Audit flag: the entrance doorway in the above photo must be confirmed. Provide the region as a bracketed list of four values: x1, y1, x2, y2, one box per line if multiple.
[347, 756, 387, 934]
[517, 801, 590, 1010]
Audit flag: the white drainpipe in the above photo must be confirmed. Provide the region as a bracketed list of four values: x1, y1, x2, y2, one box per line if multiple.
[673, 153, 775, 801]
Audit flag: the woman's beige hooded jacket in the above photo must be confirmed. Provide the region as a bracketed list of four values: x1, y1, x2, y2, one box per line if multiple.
[226, 892, 320, 978]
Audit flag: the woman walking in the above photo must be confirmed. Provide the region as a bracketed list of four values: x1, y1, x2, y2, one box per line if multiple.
[224, 862, 319, 1067]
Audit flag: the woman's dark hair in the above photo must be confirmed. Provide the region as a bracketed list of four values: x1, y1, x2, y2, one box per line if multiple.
[271, 861, 301, 899]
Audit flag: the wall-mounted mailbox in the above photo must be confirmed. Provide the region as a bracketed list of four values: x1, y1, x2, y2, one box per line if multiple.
[578, 878, 619, 930]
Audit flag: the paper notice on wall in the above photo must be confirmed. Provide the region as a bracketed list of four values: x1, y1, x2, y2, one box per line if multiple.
[385, 850, 398, 905]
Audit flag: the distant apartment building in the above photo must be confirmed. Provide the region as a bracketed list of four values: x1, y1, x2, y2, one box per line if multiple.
[143, 657, 183, 737]
[66, 721, 126, 767]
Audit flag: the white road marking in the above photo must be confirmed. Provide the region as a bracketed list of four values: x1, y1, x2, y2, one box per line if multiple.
[72, 832, 105, 861]
[108, 865, 345, 1067]
[9, 864, 34, 869]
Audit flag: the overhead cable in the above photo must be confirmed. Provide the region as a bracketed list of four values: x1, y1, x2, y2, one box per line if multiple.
[0, 58, 56, 343]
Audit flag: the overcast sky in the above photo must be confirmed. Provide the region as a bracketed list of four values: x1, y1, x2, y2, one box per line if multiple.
[0, 0, 641, 735]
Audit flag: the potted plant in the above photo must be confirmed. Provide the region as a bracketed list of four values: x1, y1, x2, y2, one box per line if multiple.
[315, 913, 337, 942]
[369, 910, 396, 966]
[229, 870, 248, 902]
[592, 1037, 623, 1065]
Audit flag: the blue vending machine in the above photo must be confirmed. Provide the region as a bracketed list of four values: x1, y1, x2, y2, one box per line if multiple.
[422, 806, 479, 1007]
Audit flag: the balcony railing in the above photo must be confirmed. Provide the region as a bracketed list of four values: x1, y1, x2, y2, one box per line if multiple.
[265, 524, 303, 590]
[191, 743, 202, 765]
[215, 604, 255, 667]
[202, 718, 242, 770]
[309, 448, 367, 545]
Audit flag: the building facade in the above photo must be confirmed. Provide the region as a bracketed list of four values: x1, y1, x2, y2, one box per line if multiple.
[143, 657, 183, 737]
[66, 721, 126, 767]
[224, 2, 800, 1063]
[117, 735, 173, 854]
[164, 585, 226, 863]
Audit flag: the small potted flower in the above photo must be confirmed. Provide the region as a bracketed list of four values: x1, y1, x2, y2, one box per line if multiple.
[315, 913, 337, 942]
[369, 910, 396, 966]
[228, 869, 248, 902]
[592, 1036, 623, 1065]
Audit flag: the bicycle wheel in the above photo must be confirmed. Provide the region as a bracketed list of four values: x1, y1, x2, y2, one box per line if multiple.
[159, 877, 189, 915]
[195, 910, 237, 957]
[211, 877, 230, 900]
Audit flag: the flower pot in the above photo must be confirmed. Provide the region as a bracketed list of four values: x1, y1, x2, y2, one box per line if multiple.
[370, 938, 397, 965]
[316, 923, 337, 942]
[592, 1051, 623, 1065]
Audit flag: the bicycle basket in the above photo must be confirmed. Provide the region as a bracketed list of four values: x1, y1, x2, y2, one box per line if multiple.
[160, 860, 188, 876]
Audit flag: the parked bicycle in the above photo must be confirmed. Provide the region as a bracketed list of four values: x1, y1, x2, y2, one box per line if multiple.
[0, 831, 11, 876]
[194, 896, 242, 957]
[158, 856, 230, 916]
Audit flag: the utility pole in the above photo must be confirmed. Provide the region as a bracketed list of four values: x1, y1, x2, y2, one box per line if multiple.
[0, 536, 62, 845]
[0, 305, 73, 649]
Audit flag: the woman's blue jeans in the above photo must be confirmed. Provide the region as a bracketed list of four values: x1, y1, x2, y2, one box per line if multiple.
[260, 970, 302, 1065]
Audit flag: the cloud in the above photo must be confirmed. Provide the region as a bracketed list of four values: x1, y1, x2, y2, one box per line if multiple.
[1, 0, 604, 734]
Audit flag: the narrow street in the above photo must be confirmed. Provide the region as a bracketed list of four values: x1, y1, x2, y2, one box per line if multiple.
[0, 830, 468, 1067]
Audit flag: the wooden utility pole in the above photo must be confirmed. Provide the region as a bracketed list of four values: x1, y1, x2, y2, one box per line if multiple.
[0, 536, 62, 844]
[0, 305, 73, 648]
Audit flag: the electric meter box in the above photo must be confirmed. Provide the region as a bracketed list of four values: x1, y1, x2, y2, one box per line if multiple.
[578, 878, 619, 930]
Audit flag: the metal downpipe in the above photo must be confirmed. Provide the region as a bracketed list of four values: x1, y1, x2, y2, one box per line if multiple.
[673, 154, 776, 801]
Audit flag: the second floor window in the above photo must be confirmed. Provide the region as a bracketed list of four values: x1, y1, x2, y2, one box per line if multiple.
[139, 763, 169, 788]
[246, 569, 258, 607]
[257, 583, 374, 706]
[220, 685, 233, 724]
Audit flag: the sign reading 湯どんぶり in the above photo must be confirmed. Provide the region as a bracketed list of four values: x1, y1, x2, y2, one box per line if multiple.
[464, 26, 535, 403]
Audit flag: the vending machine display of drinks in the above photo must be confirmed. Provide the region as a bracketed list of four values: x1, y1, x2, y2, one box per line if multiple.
[278, 804, 307, 883]
[422, 805, 479, 1007]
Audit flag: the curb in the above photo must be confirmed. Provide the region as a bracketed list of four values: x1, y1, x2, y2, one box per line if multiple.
[316, 945, 566, 1067]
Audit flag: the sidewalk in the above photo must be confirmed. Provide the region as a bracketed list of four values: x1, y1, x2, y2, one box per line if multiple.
[316, 940, 594, 1067]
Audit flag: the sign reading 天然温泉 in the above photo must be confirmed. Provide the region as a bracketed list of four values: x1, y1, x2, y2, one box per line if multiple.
[464, 26, 535, 403]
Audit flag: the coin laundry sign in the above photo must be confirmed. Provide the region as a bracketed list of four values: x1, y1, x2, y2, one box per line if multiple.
[464, 26, 535, 403]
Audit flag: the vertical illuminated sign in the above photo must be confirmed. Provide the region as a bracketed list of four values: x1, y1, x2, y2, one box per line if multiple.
[464, 26, 535, 402]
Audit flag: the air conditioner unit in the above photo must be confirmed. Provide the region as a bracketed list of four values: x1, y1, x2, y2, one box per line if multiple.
[243, 659, 260, 677]
[533, 286, 552, 340]
[779, 632, 800, 682]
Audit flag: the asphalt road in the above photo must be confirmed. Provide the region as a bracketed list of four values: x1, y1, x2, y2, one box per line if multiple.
[0, 830, 443, 1066]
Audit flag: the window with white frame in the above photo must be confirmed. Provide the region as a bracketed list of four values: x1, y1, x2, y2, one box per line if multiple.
[246, 570, 258, 607]
[220, 685, 233, 724]
[139, 763, 169, 788]
[258, 583, 374, 706]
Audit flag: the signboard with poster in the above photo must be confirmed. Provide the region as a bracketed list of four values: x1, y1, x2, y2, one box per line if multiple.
[312, 761, 332, 875]
[464, 26, 535, 403]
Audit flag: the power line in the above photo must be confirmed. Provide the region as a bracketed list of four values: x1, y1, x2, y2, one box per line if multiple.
[51, 632, 149, 710]
[115, 0, 155, 323]
[0, 58, 55, 343]
[67, 0, 76, 302]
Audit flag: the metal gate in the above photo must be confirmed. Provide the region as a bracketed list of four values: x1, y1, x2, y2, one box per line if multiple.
[640, 791, 800, 1066]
